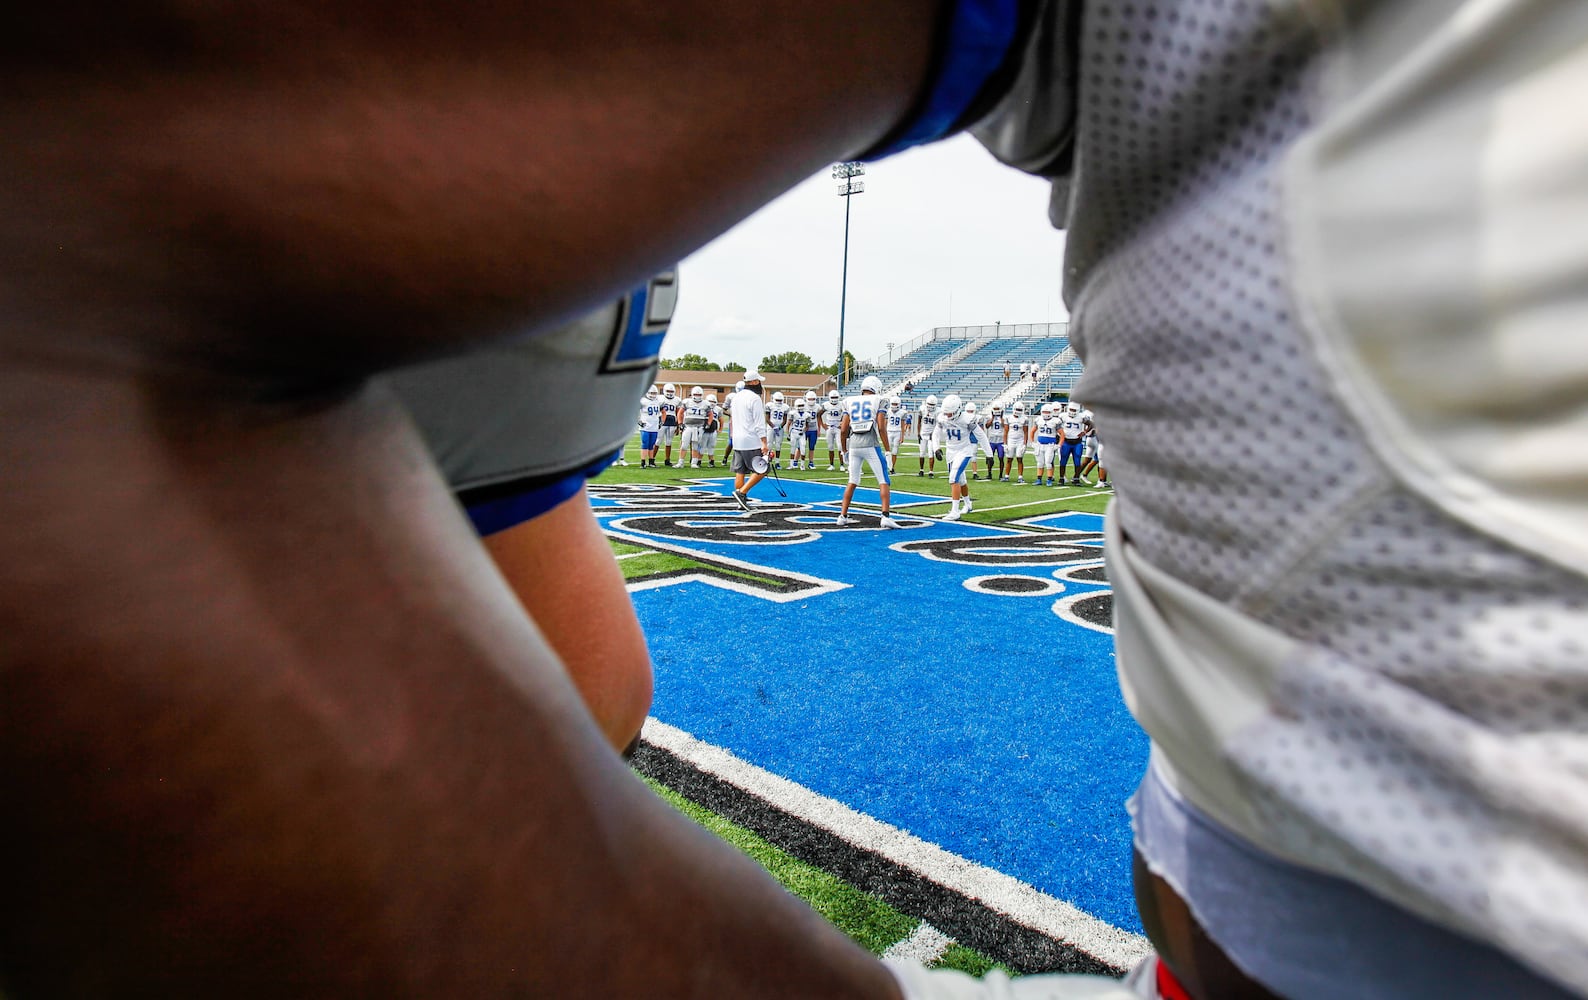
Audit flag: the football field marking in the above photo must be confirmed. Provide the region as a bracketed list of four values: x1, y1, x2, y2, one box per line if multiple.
[642, 718, 1152, 971]
[882, 923, 955, 965]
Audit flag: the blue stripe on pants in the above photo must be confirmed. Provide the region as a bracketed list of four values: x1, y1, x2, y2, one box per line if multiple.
[875, 447, 891, 485]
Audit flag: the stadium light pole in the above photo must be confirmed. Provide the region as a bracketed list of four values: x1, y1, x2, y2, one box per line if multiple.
[833, 161, 865, 388]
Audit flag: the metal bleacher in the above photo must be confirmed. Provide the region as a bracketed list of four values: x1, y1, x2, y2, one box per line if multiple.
[859, 323, 1081, 412]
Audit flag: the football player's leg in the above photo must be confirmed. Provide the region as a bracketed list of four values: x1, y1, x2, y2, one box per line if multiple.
[481, 489, 652, 751]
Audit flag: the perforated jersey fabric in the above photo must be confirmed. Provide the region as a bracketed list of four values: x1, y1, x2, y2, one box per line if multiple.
[973, 0, 1588, 995]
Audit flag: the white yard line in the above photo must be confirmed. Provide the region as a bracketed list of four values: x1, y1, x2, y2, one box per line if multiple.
[881, 922, 955, 965]
[642, 719, 1152, 971]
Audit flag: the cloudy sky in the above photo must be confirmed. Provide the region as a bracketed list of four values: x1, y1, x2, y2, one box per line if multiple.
[663, 134, 1071, 371]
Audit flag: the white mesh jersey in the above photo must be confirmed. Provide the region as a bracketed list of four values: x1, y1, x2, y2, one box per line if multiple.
[387, 271, 675, 492]
[932, 413, 983, 460]
[884, 407, 908, 443]
[974, 1, 1588, 994]
[843, 394, 883, 450]
[822, 401, 844, 429]
[767, 402, 788, 430]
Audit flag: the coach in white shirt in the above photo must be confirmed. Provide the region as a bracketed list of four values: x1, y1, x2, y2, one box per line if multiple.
[728, 368, 770, 510]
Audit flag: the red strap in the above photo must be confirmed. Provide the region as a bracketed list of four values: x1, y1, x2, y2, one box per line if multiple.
[1155, 959, 1195, 1000]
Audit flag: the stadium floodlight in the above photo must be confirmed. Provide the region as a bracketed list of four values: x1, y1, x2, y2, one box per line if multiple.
[833, 161, 866, 388]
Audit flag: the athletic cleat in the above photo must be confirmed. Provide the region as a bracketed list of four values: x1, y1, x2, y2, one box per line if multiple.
[1071, 477, 1083, 486]
[1000, 475, 1010, 482]
[732, 489, 750, 511]
[691, 460, 700, 468]
[1015, 476, 1025, 484]
[963, 498, 974, 512]
[917, 470, 925, 477]
[878, 515, 901, 529]
[942, 509, 961, 522]
[827, 464, 835, 471]
[834, 515, 855, 526]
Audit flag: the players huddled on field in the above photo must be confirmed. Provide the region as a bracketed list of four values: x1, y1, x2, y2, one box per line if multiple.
[637, 379, 1110, 494]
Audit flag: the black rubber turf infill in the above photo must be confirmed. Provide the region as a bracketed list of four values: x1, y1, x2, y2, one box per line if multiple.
[631, 740, 1124, 977]
[978, 576, 1054, 594]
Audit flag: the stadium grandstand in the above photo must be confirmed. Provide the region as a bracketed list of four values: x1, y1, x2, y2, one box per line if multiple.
[859, 322, 1081, 409]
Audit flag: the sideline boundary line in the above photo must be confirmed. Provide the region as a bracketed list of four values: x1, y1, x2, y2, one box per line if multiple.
[640, 719, 1151, 973]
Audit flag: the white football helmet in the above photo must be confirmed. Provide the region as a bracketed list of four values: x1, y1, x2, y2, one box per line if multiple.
[964, 401, 978, 418]
[991, 403, 1003, 415]
[1065, 400, 1081, 414]
[735, 380, 746, 392]
[662, 383, 677, 398]
[861, 374, 883, 394]
[1011, 401, 1025, 415]
[707, 391, 718, 403]
[690, 386, 704, 401]
[828, 390, 841, 403]
[925, 394, 939, 407]
[795, 399, 807, 412]
[805, 390, 818, 401]
[888, 395, 902, 410]
[772, 391, 785, 404]
[646, 386, 659, 399]
[940, 394, 962, 418]
[1040, 403, 1055, 417]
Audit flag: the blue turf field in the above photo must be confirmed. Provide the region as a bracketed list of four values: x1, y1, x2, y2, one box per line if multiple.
[597, 479, 1149, 934]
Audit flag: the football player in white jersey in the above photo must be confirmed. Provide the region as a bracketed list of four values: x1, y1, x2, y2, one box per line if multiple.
[834, 376, 901, 529]
[680, 386, 709, 467]
[766, 391, 788, 468]
[1057, 400, 1089, 486]
[821, 389, 845, 471]
[1032, 403, 1060, 487]
[962, 400, 980, 482]
[930, 394, 987, 521]
[983, 403, 1008, 481]
[788, 398, 813, 469]
[1005, 400, 1029, 483]
[657, 382, 680, 467]
[915, 394, 939, 476]
[882, 395, 908, 473]
[1077, 405, 1104, 486]
[801, 391, 821, 469]
[703, 391, 723, 466]
[637, 386, 664, 468]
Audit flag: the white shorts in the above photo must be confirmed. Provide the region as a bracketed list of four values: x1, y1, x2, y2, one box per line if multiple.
[847, 446, 892, 486]
[681, 426, 705, 452]
[917, 437, 935, 458]
[658, 425, 676, 445]
[1008, 434, 1027, 458]
[703, 432, 718, 452]
[769, 427, 785, 450]
[1036, 443, 1058, 468]
[790, 433, 808, 456]
[825, 426, 842, 449]
[946, 451, 977, 485]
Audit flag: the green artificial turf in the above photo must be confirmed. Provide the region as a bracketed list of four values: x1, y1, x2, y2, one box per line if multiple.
[644, 778, 1005, 975]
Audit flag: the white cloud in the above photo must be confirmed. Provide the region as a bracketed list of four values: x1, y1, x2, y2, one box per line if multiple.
[668, 134, 1068, 370]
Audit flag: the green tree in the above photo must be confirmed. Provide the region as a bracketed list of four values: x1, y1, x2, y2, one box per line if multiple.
[721, 360, 747, 373]
[661, 352, 720, 371]
[759, 351, 816, 374]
